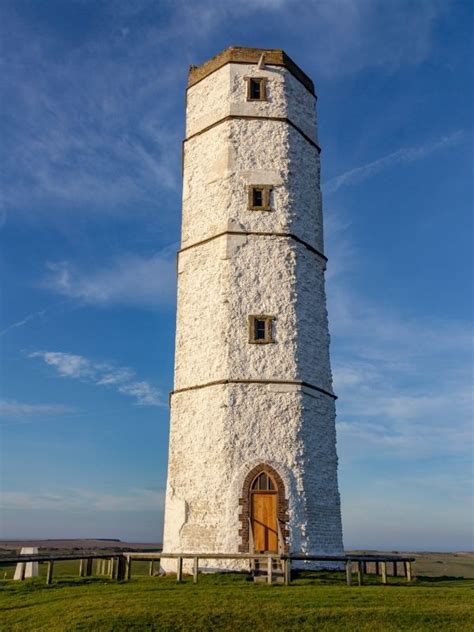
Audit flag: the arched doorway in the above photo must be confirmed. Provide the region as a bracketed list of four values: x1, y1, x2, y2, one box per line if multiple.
[250, 472, 278, 552]
[238, 463, 289, 554]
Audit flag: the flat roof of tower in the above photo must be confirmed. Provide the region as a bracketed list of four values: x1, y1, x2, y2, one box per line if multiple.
[188, 46, 315, 96]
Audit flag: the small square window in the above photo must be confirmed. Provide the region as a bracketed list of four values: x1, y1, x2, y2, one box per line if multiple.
[249, 315, 274, 344]
[248, 185, 272, 211]
[246, 77, 267, 101]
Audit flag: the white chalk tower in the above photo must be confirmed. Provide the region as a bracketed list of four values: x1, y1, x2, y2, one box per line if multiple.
[162, 47, 344, 569]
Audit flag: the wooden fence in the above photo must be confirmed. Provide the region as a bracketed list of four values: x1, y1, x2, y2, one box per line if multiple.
[1, 551, 415, 587]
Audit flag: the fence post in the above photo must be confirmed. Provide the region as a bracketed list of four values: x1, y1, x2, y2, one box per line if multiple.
[149, 561, 154, 576]
[345, 560, 352, 586]
[19, 563, 26, 581]
[357, 561, 363, 586]
[125, 556, 131, 581]
[193, 557, 199, 584]
[177, 557, 183, 582]
[108, 558, 114, 579]
[375, 561, 380, 576]
[267, 556, 273, 585]
[79, 559, 85, 577]
[46, 561, 54, 585]
[117, 556, 127, 581]
[85, 558, 93, 577]
[283, 559, 291, 586]
[393, 561, 398, 577]
[116, 557, 122, 581]
[405, 562, 412, 583]
[381, 561, 387, 585]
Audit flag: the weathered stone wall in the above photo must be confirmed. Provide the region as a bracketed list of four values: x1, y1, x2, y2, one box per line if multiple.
[175, 236, 332, 391]
[182, 120, 323, 254]
[163, 54, 344, 571]
[163, 383, 343, 570]
[186, 63, 317, 143]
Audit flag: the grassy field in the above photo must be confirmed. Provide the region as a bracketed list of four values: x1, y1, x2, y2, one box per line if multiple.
[0, 566, 473, 631]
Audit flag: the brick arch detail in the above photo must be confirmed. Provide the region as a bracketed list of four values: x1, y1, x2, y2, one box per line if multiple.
[238, 463, 289, 553]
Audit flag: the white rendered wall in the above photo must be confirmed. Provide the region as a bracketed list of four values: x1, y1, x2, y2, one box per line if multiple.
[163, 59, 343, 570]
[186, 63, 318, 143]
[182, 121, 324, 258]
[163, 383, 343, 570]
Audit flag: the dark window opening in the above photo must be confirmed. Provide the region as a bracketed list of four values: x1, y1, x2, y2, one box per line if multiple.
[249, 315, 274, 344]
[254, 319, 266, 340]
[252, 188, 263, 208]
[247, 77, 267, 101]
[248, 185, 272, 211]
[250, 79, 261, 100]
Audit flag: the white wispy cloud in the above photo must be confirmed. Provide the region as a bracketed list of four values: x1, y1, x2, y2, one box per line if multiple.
[329, 282, 473, 459]
[28, 351, 165, 407]
[324, 195, 473, 462]
[332, 325, 473, 460]
[0, 399, 75, 417]
[42, 252, 175, 308]
[117, 382, 163, 407]
[0, 0, 450, 225]
[1, 18, 182, 222]
[0, 487, 165, 512]
[336, 385, 472, 457]
[323, 131, 465, 195]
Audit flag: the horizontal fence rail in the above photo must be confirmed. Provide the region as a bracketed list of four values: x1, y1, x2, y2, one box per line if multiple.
[1, 551, 416, 587]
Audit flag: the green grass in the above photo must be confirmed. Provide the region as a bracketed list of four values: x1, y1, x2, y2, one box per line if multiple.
[0, 559, 156, 581]
[0, 570, 473, 631]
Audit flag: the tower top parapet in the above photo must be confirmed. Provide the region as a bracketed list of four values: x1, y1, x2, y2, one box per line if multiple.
[188, 46, 315, 96]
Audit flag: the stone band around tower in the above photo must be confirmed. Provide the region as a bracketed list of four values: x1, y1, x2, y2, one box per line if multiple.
[184, 114, 321, 152]
[178, 231, 327, 263]
[170, 379, 337, 401]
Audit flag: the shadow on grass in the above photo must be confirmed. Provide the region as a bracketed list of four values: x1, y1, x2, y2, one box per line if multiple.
[0, 577, 112, 592]
[2, 571, 471, 593]
[415, 575, 472, 584]
[290, 571, 473, 588]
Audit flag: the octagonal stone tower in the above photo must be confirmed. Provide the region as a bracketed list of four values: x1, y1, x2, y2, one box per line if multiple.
[162, 47, 344, 569]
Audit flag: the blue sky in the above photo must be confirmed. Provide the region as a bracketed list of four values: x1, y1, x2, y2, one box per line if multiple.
[0, 0, 472, 550]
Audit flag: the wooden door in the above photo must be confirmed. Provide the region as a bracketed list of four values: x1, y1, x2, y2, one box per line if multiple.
[251, 493, 278, 552]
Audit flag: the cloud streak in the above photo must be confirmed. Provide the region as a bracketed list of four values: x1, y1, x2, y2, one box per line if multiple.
[42, 252, 176, 308]
[0, 399, 75, 418]
[323, 131, 464, 194]
[28, 351, 165, 407]
[0, 311, 45, 337]
[1, 487, 164, 512]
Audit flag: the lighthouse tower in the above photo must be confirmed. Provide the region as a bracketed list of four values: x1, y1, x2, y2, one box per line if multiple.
[162, 47, 344, 568]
